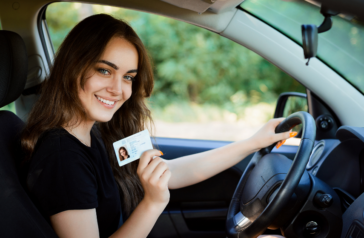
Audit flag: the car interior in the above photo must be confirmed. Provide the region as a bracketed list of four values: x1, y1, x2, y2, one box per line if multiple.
[0, 0, 364, 238]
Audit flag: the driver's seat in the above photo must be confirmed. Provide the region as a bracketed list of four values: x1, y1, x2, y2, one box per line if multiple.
[0, 30, 58, 237]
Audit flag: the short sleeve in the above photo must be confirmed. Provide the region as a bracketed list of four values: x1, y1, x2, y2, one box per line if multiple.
[31, 149, 98, 217]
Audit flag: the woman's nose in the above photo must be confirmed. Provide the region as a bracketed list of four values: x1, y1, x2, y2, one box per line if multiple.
[106, 76, 123, 95]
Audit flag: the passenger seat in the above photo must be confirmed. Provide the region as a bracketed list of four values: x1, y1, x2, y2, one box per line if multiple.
[0, 30, 58, 238]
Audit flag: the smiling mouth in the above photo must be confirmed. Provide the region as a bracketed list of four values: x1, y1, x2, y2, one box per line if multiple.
[95, 95, 116, 105]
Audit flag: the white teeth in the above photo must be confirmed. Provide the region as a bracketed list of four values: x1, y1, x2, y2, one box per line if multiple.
[96, 96, 115, 105]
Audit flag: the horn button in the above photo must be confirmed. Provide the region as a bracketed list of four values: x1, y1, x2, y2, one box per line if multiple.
[240, 153, 310, 222]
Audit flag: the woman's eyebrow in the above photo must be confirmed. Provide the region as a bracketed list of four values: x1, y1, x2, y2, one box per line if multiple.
[98, 60, 137, 73]
[98, 60, 119, 70]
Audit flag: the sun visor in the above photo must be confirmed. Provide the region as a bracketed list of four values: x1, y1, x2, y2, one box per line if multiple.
[161, 0, 244, 14]
[161, 0, 216, 14]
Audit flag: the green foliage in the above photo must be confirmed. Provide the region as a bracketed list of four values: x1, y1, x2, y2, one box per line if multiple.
[46, 3, 305, 119]
[112, 8, 305, 109]
[46, 3, 80, 51]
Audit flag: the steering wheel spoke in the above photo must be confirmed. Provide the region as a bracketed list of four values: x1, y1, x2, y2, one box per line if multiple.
[234, 212, 252, 231]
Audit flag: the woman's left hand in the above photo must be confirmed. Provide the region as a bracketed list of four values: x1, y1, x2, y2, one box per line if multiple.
[249, 118, 294, 152]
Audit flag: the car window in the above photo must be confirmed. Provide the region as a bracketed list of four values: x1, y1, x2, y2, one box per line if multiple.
[240, 0, 364, 95]
[46, 3, 306, 142]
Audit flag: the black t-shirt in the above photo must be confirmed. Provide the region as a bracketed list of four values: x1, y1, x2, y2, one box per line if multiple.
[27, 127, 122, 238]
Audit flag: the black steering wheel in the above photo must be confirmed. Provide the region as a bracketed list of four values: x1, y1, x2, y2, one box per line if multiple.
[226, 111, 316, 238]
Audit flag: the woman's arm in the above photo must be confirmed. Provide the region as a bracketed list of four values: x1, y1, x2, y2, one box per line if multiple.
[110, 199, 165, 238]
[50, 199, 166, 238]
[165, 118, 293, 189]
[50, 150, 169, 238]
[50, 209, 99, 238]
[111, 150, 170, 237]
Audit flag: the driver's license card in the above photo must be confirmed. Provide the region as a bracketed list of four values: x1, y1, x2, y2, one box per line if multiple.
[112, 129, 153, 167]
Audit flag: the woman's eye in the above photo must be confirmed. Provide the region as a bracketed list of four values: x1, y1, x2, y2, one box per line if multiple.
[124, 75, 135, 81]
[97, 68, 110, 75]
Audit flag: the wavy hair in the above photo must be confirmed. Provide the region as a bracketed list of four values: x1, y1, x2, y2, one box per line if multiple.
[21, 14, 154, 216]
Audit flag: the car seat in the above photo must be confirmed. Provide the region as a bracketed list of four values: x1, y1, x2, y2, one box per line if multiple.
[0, 30, 58, 237]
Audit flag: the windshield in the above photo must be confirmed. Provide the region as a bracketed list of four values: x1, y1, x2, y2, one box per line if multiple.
[240, 0, 364, 94]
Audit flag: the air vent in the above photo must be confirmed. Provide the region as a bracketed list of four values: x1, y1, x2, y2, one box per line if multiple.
[346, 222, 364, 238]
[307, 140, 325, 169]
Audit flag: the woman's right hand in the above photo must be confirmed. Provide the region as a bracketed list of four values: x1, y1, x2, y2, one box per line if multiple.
[137, 149, 171, 209]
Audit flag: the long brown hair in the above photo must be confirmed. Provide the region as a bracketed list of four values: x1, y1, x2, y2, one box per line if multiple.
[21, 14, 154, 216]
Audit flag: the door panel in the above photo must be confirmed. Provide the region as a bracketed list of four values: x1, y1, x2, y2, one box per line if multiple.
[149, 137, 298, 238]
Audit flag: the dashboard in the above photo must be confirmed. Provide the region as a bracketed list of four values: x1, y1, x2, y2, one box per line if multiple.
[305, 126, 364, 237]
[307, 126, 364, 198]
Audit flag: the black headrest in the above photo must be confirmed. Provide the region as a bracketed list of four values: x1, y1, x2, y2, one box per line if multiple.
[0, 30, 28, 108]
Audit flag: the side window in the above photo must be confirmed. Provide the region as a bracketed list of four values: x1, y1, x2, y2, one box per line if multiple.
[46, 3, 306, 141]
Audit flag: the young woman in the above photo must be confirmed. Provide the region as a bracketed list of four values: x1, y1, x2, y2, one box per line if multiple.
[22, 14, 291, 238]
[118, 147, 130, 161]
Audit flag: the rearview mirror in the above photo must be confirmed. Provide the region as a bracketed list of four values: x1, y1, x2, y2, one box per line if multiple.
[301, 6, 339, 65]
[302, 25, 318, 61]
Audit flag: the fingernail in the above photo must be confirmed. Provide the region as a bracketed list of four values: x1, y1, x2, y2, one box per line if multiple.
[276, 142, 282, 149]
[290, 132, 298, 137]
[160, 151, 164, 156]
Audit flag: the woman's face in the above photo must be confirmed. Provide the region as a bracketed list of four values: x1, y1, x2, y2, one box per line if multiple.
[78, 37, 138, 123]
[120, 148, 126, 157]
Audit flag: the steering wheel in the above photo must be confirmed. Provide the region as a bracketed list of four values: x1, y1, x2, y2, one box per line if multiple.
[226, 111, 316, 238]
